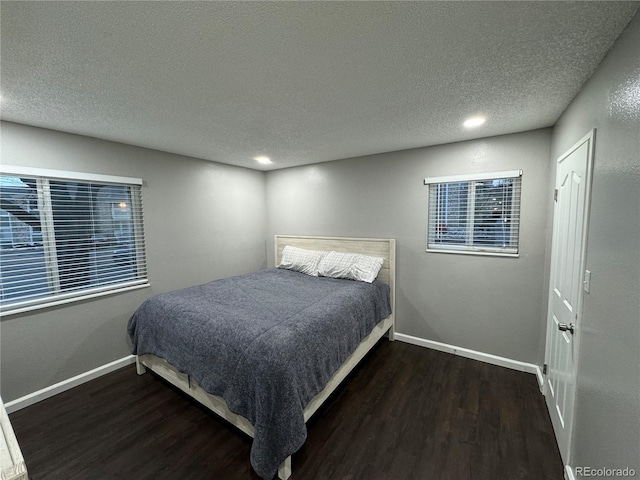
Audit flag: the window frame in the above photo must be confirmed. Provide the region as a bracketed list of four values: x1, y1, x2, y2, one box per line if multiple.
[0, 165, 149, 316]
[424, 170, 522, 257]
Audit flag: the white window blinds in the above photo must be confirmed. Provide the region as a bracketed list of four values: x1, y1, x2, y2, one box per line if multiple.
[0, 167, 148, 315]
[425, 170, 522, 256]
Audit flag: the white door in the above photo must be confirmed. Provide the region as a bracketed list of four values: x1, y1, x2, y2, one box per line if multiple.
[544, 130, 594, 465]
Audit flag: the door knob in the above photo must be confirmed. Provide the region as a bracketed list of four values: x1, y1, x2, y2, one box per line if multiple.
[558, 323, 575, 334]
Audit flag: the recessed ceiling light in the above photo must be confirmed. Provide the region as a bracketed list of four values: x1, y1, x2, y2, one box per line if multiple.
[463, 116, 486, 128]
[254, 156, 272, 165]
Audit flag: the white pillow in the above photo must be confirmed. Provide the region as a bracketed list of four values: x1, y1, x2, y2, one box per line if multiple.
[278, 245, 328, 276]
[317, 251, 384, 283]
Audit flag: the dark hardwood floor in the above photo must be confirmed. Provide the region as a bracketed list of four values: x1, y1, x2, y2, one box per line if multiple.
[10, 341, 564, 480]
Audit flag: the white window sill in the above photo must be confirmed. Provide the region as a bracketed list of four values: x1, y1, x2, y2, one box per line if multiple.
[0, 282, 150, 317]
[426, 248, 519, 258]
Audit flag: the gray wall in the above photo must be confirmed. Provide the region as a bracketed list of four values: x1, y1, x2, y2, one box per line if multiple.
[0, 121, 267, 402]
[266, 129, 552, 364]
[550, 12, 640, 473]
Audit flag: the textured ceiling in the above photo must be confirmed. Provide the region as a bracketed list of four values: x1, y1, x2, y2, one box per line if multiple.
[1, 1, 638, 170]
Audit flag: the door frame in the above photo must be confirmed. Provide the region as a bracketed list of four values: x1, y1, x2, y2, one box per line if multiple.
[543, 129, 596, 468]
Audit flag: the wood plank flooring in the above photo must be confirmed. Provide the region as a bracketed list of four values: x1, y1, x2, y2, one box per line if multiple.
[9, 341, 564, 480]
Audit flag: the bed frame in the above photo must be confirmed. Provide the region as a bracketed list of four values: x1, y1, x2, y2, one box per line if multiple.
[135, 235, 396, 479]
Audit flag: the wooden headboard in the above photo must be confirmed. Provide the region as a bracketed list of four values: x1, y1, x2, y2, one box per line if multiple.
[274, 235, 396, 322]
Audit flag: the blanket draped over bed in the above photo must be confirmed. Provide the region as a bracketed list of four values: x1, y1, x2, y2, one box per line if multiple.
[127, 268, 391, 479]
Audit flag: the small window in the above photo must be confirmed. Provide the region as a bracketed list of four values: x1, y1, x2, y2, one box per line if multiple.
[425, 170, 522, 256]
[0, 166, 148, 315]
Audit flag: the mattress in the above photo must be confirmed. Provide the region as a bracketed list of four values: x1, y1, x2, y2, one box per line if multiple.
[127, 267, 391, 479]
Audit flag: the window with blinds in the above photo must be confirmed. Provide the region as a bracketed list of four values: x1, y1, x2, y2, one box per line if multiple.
[0, 166, 148, 315]
[425, 170, 522, 256]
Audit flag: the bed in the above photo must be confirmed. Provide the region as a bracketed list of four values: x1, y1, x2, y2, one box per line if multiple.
[128, 235, 396, 479]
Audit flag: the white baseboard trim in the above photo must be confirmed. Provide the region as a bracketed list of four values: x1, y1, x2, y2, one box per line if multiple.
[3, 355, 136, 414]
[5, 338, 545, 414]
[395, 333, 542, 379]
[535, 364, 545, 390]
[565, 465, 576, 480]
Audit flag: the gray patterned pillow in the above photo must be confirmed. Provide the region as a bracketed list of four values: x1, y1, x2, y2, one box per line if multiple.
[278, 245, 328, 276]
[318, 251, 384, 283]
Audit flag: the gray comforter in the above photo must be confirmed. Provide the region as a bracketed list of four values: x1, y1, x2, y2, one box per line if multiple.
[127, 267, 391, 479]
